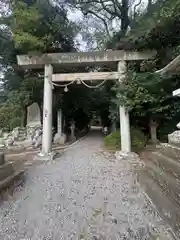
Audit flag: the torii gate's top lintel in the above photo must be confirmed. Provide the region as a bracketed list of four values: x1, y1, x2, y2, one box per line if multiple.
[17, 50, 156, 69]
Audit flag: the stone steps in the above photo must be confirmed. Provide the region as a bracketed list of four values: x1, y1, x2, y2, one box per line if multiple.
[138, 134, 180, 238]
[143, 156, 180, 208]
[159, 143, 180, 162]
[139, 170, 179, 239]
[0, 153, 24, 193]
[151, 151, 180, 180]
[139, 146, 180, 239]
[0, 162, 14, 181]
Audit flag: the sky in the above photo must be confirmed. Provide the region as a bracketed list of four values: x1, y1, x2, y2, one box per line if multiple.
[66, 0, 148, 51]
[67, 9, 88, 51]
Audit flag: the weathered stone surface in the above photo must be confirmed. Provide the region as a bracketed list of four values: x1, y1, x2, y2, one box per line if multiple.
[17, 50, 156, 69]
[11, 127, 27, 141]
[145, 156, 180, 208]
[53, 133, 66, 145]
[0, 138, 5, 145]
[27, 126, 36, 141]
[11, 127, 19, 140]
[159, 143, 180, 162]
[27, 102, 41, 127]
[0, 144, 5, 150]
[177, 122, 180, 129]
[3, 132, 9, 140]
[32, 127, 42, 148]
[139, 148, 180, 238]
[5, 137, 14, 147]
[53, 72, 120, 82]
[0, 162, 14, 181]
[139, 170, 180, 238]
[168, 130, 180, 146]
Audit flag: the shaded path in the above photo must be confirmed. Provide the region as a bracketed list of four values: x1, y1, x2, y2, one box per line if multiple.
[0, 132, 175, 239]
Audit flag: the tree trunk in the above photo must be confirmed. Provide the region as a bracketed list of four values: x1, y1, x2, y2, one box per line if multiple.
[121, 0, 130, 35]
[149, 119, 158, 144]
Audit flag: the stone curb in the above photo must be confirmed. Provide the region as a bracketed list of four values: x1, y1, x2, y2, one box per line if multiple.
[0, 169, 24, 193]
[5, 133, 88, 158]
[0, 133, 88, 193]
[63, 133, 88, 151]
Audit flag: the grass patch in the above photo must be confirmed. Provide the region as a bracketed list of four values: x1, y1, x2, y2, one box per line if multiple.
[104, 127, 147, 152]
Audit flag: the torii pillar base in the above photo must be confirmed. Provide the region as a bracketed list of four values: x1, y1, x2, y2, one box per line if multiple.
[34, 151, 58, 161]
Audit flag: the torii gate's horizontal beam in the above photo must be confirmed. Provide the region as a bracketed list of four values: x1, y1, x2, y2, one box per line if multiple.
[52, 72, 120, 82]
[17, 50, 156, 69]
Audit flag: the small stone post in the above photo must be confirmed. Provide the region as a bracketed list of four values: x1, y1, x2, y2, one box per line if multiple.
[57, 109, 62, 136]
[118, 61, 131, 152]
[149, 119, 158, 144]
[42, 64, 53, 156]
[70, 121, 76, 141]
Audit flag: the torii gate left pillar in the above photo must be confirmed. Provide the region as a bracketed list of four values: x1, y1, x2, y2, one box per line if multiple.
[41, 64, 53, 158]
[118, 61, 131, 152]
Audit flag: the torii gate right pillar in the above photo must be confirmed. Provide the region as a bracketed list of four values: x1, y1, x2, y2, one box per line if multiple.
[118, 61, 131, 152]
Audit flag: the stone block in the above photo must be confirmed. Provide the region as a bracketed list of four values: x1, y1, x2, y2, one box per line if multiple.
[34, 151, 58, 161]
[159, 143, 180, 162]
[53, 133, 66, 145]
[0, 162, 14, 181]
[139, 171, 180, 238]
[3, 133, 9, 140]
[27, 102, 41, 127]
[0, 138, 4, 145]
[145, 156, 180, 208]
[168, 130, 180, 147]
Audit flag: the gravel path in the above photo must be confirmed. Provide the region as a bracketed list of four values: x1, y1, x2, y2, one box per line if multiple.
[0, 132, 175, 240]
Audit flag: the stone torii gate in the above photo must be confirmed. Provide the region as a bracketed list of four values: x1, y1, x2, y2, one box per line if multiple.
[17, 50, 156, 159]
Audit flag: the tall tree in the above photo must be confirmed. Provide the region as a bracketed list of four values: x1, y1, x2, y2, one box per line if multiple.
[0, 0, 77, 129]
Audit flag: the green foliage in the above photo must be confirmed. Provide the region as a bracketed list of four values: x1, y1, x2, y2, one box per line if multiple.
[9, 117, 22, 130]
[0, 103, 22, 131]
[104, 128, 147, 151]
[131, 127, 147, 150]
[112, 71, 180, 123]
[10, 0, 76, 53]
[0, 0, 79, 131]
[104, 131, 121, 150]
[11, 1, 43, 50]
[114, 72, 163, 111]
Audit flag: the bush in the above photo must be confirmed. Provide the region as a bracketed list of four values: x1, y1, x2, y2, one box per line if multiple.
[104, 131, 121, 150]
[0, 103, 22, 131]
[104, 127, 147, 151]
[131, 127, 147, 151]
[9, 117, 22, 130]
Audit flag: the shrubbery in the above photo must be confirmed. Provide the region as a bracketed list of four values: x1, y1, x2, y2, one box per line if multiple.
[0, 103, 22, 131]
[104, 131, 121, 150]
[104, 127, 147, 151]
